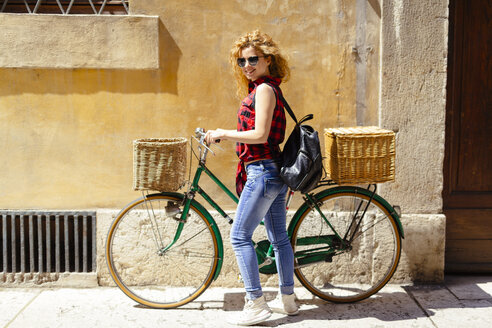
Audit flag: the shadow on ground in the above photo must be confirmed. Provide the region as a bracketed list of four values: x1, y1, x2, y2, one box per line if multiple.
[129, 276, 492, 327]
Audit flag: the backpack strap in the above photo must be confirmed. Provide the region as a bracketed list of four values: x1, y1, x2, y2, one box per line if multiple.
[277, 93, 298, 124]
[278, 93, 314, 126]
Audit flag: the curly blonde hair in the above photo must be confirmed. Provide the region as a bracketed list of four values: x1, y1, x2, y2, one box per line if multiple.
[230, 30, 290, 98]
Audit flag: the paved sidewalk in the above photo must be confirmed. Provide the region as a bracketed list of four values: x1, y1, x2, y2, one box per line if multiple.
[1, 275, 491, 328]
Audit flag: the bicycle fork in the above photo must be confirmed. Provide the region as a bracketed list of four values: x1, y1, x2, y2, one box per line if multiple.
[140, 191, 192, 256]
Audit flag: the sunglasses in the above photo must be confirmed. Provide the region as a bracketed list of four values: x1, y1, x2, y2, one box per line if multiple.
[237, 56, 265, 68]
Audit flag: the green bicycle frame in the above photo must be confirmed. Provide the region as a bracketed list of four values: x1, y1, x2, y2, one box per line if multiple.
[190, 165, 239, 221]
[161, 162, 239, 281]
[173, 161, 289, 278]
[161, 159, 405, 280]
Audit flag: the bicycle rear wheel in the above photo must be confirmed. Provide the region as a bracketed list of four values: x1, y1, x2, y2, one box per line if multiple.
[106, 193, 219, 308]
[291, 187, 402, 303]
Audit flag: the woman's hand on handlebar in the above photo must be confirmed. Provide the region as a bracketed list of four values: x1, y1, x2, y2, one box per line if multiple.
[204, 129, 225, 145]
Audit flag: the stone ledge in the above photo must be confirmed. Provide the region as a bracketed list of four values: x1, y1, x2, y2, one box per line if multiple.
[0, 209, 446, 287]
[96, 209, 445, 287]
[0, 13, 159, 69]
[0, 272, 98, 287]
[393, 214, 446, 283]
[0, 211, 445, 287]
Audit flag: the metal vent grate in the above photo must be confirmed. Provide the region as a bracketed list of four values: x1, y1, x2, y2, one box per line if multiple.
[0, 0, 129, 15]
[0, 211, 96, 273]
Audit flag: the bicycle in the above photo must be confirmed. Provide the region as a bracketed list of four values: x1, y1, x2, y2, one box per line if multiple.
[105, 128, 404, 309]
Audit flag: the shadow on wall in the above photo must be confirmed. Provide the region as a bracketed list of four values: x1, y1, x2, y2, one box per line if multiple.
[157, 20, 181, 95]
[368, 0, 381, 18]
[0, 20, 181, 96]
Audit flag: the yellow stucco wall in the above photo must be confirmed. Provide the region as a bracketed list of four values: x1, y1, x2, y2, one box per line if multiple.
[0, 0, 380, 209]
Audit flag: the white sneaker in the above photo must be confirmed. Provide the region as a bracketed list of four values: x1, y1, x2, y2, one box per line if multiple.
[268, 293, 299, 316]
[228, 295, 272, 326]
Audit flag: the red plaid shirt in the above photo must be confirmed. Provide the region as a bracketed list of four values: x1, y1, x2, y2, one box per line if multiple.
[235, 76, 286, 195]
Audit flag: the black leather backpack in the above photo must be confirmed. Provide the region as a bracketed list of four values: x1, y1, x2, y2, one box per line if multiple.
[279, 95, 323, 193]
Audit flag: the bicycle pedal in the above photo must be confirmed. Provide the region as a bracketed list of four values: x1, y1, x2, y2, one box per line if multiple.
[237, 273, 243, 283]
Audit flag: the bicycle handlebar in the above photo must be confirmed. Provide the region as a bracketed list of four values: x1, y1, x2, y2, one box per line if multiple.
[194, 127, 216, 163]
[195, 127, 205, 136]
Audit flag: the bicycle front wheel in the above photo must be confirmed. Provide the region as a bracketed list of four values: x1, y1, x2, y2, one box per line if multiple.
[106, 193, 219, 308]
[291, 187, 402, 303]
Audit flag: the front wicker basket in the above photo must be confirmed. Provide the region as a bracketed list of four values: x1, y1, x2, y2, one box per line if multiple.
[133, 138, 187, 192]
[324, 127, 395, 185]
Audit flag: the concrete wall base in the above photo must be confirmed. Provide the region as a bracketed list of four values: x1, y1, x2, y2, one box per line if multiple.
[393, 214, 446, 283]
[96, 209, 445, 288]
[0, 209, 444, 287]
[0, 273, 98, 287]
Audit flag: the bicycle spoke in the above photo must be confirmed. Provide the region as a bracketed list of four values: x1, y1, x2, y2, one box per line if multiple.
[292, 188, 401, 303]
[142, 193, 166, 250]
[164, 248, 217, 259]
[107, 195, 219, 308]
[350, 214, 389, 242]
[172, 226, 208, 250]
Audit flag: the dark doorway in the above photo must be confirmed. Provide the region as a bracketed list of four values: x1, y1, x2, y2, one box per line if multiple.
[444, 0, 492, 272]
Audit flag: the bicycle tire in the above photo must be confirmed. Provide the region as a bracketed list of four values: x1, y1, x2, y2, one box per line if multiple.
[106, 193, 220, 308]
[290, 187, 402, 303]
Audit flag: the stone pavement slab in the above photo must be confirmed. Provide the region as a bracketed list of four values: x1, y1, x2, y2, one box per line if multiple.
[1, 276, 491, 328]
[444, 275, 492, 300]
[408, 286, 491, 328]
[406, 275, 492, 328]
[0, 289, 41, 327]
[1, 286, 435, 328]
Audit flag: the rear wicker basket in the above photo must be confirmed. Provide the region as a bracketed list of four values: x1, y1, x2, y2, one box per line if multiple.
[133, 138, 187, 192]
[324, 127, 395, 184]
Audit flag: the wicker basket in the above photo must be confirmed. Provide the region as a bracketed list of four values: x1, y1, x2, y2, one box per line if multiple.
[324, 126, 395, 184]
[133, 137, 187, 192]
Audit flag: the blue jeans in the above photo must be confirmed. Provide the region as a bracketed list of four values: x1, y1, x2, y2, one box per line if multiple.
[230, 159, 294, 301]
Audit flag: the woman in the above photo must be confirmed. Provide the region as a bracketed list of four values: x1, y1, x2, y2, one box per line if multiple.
[205, 30, 298, 326]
